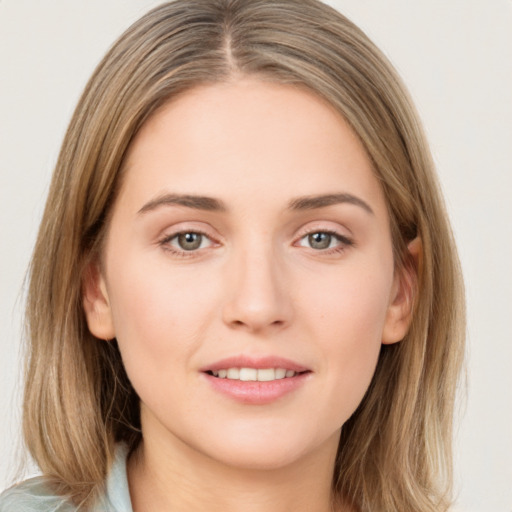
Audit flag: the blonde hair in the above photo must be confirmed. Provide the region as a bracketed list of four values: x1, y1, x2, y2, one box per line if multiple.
[23, 0, 465, 510]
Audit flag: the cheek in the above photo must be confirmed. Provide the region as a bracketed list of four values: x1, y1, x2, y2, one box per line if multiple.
[304, 254, 393, 341]
[105, 253, 219, 379]
[299, 257, 394, 417]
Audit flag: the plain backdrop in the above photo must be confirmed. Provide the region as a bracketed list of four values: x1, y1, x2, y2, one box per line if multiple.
[0, 1, 511, 511]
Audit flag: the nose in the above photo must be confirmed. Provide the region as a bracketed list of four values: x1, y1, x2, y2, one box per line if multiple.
[221, 245, 293, 334]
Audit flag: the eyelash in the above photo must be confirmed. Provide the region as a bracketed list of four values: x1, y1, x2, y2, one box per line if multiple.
[158, 230, 217, 258]
[296, 229, 354, 255]
[158, 229, 354, 257]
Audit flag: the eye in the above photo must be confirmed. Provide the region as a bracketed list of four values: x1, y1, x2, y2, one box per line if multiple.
[163, 231, 213, 252]
[297, 231, 352, 251]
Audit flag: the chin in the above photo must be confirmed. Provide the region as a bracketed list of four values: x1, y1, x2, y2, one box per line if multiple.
[195, 424, 340, 472]
[208, 445, 310, 471]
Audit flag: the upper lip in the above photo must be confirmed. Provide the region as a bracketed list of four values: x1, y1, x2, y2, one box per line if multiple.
[200, 355, 310, 373]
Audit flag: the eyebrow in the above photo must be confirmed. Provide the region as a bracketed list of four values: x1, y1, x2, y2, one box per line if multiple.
[137, 192, 373, 215]
[138, 193, 227, 214]
[288, 193, 374, 215]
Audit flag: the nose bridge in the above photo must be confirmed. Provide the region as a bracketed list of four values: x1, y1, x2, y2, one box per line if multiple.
[222, 233, 291, 332]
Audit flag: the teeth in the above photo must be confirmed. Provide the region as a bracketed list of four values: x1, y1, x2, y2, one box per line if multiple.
[275, 368, 286, 379]
[227, 368, 240, 379]
[239, 368, 257, 381]
[211, 367, 297, 381]
[257, 368, 275, 382]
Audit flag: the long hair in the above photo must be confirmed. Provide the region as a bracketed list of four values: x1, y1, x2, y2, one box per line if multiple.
[23, 1, 465, 509]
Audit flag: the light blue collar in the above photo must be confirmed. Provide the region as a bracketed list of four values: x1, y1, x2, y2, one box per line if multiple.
[98, 444, 133, 512]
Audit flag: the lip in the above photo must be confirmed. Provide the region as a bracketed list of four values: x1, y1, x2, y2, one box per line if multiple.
[200, 355, 310, 373]
[200, 355, 312, 405]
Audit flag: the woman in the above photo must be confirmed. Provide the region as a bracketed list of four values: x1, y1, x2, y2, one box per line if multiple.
[0, 0, 465, 511]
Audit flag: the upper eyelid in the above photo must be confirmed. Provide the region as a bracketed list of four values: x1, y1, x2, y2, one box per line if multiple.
[295, 224, 353, 240]
[298, 227, 346, 237]
[158, 222, 220, 240]
[162, 227, 212, 237]
[160, 229, 217, 245]
[156, 221, 353, 243]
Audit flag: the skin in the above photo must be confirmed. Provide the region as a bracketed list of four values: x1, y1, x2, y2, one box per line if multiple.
[84, 78, 415, 512]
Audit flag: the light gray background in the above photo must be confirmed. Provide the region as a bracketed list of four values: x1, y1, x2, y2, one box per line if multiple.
[1, 1, 511, 511]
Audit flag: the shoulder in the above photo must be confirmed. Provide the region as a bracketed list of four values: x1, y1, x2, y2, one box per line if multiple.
[0, 477, 76, 512]
[0, 445, 131, 512]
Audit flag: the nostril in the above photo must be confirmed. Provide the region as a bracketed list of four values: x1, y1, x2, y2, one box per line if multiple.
[228, 318, 286, 331]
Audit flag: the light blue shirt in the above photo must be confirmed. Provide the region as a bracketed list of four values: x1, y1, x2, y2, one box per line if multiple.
[0, 445, 133, 511]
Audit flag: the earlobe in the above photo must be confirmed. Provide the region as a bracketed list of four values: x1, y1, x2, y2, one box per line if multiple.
[382, 237, 422, 345]
[82, 260, 116, 340]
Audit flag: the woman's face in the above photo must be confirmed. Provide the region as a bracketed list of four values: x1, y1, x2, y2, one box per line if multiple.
[85, 78, 412, 470]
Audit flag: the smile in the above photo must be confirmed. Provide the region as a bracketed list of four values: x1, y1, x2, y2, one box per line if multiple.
[207, 368, 299, 381]
[202, 357, 311, 404]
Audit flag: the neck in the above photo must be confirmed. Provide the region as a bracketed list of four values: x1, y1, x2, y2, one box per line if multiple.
[127, 427, 349, 512]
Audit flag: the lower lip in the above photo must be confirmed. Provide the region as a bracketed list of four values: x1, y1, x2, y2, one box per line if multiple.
[203, 372, 310, 405]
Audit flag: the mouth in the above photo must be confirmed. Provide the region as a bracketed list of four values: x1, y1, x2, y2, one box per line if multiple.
[205, 367, 307, 381]
[201, 356, 311, 404]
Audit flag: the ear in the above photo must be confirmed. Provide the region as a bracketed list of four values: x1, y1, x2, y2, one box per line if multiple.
[382, 237, 421, 345]
[82, 259, 116, 340]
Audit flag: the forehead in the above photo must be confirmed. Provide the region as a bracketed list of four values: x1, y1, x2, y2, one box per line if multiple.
[118, 78, 386, 216]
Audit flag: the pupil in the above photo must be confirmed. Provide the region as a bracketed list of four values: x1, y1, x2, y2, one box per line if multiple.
[178, 232, 202, 250]
[309, 232, 331, 249]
